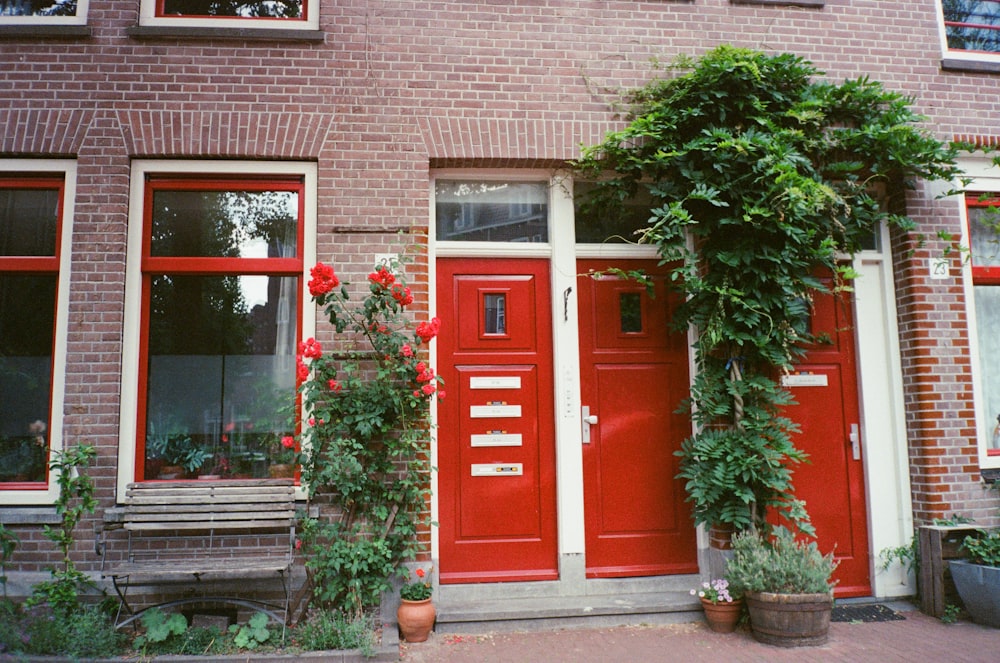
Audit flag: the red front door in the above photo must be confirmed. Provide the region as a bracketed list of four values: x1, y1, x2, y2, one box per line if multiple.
[784, 285, 871, 597]
[577, 260, 698, 577]
[436, 258, 559, 583]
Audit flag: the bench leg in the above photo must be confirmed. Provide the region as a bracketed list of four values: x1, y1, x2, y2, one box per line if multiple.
[111, 575, 135, 630]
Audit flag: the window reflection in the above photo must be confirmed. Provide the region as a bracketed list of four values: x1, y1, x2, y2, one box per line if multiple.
[436, 180, 548, 242]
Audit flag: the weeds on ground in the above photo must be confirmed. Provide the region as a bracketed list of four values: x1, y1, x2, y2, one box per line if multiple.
[294, 607, 378, 656]
[0, 599, 126, 658]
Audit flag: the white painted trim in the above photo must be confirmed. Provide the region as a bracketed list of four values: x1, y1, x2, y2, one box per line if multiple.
[118, 159, 317, 502]
[549, 172, 586, 557]
[137, 0, 318, 30]
[0, 0, 88, 25]
[0, 159, 76, 505]
[853, 239, 915, 598]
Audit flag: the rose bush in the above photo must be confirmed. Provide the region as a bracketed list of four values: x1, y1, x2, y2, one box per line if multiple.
[295, 259, 442, 611]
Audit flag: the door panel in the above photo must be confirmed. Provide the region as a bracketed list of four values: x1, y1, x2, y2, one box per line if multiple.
[437, 258, 558, 583]
[578, 260, 697, 577]
[784, 284, 871, 597]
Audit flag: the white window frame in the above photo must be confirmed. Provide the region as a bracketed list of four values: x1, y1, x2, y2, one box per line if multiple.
[137, 0, 318, 31]
[936, 0, 1000, 66]
[957, 155, 1000, 471]
[0, 0, 88, 25]
[1, 159, 76, 506]
[118, 159, 316, 500]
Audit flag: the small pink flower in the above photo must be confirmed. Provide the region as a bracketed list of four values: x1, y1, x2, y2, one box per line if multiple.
[401, 344, 413, 357]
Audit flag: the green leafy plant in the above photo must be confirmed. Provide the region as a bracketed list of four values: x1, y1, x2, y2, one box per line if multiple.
[26, 443, 99, 615]
[726, 527, 838, 597]
[941, 603, 961, 624]
[399, 565, 433, 601]
[294, 608, 377, 655]
[0, 524, 18, 600]
[962, 529, 1000, 567]
[229, 611, 272, 650]
[0, 602, 124, 659]
[297, 257, 441, 611]
[574, 45, 964, 535]
[133, 607, 229, 656]
[878, 536, 918, 576]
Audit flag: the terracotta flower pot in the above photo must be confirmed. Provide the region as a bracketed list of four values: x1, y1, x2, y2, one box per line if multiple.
[701, 597, 743, 633]
[397, 598, 435, 642]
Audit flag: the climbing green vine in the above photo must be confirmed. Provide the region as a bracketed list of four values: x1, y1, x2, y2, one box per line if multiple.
[575, 45, 964, 535]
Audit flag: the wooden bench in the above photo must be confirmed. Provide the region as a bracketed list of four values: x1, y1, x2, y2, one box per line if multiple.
[99, 480, 297, 630]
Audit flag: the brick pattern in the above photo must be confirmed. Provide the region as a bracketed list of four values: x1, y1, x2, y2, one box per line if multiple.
[1, 0, 999, 582]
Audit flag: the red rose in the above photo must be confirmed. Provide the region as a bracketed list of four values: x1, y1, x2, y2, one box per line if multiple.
[415, 317, 441, 343]
[307, 262, 339, 297]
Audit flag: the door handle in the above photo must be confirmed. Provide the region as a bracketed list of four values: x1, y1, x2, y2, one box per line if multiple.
[849, 423, 861, 461]
[582, 406, 598, 444]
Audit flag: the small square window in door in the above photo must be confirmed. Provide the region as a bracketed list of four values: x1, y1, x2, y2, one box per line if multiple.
[619, 292, 642, 333]
[483, 293, 507, 336]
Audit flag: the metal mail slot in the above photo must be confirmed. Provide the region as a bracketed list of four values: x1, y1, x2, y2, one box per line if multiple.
[471, 463, 523, 476]
[471, 433, 523, 447]
[470, 376, 521, 390]
[469, 404, 522, 418]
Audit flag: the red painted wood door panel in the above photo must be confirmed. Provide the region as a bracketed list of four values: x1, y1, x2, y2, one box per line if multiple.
[784, 284, 871, 597]
[436, 258, 559, 583]
[577, 260, 697, 578]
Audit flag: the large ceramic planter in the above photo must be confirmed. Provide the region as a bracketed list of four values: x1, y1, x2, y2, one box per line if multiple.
[745, 591, 833, 647]
[949, 559, 1000, 628]
[397, 598, 435, 642]
[701, 597, 743, 633]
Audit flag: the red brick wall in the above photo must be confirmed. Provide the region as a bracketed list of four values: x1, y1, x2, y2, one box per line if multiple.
[2, 0, 999, 577]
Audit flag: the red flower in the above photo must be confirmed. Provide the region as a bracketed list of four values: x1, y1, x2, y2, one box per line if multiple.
[299, 337, 323, 360]
[391, 284, 413, 306]
[415, 568, 425, 579]
[296, 357, 310, 381]
[401, 344, 413, 358]
[368, 266, 395, 290]
[328, 379, 342, 392]
[415, 317, 441, 343]
[421, 383, 436, 396]
[281, 436, 295, 449]
[308, 262, 339, 297]
[438, 390, 446, 401]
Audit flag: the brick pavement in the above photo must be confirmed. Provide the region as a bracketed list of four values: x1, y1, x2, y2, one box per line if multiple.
[398, 609, 998, 662]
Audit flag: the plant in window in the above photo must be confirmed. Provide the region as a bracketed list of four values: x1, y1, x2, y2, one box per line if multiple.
[575, 45, 965, 537]
[296, 258, 442, 611]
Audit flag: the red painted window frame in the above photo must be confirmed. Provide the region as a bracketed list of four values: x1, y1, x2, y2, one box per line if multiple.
[943, 0, 1000, 55]
[134, 174, 305, 482]
[0, 175, 65, 491]
[967, 192, 1000, 457]
[154, 0, 309, 21]
[968, 192, 1000, 284]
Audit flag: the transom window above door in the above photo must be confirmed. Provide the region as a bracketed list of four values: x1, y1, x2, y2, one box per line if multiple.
[435, 180, 549, 243]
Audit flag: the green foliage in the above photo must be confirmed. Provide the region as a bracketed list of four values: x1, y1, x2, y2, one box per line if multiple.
[726, 527, 838, 596]
[229, 611, 272, 650]
[0, 524, 17, 599]
[878, 536, 918, 575]
[26, 443, 100, 615]
[399, 565, 433, 601]
[133, 608, 228, 656]
[0, 602, 125, 658]
[941, 603, 961, 624]
[933, 513, 973, 526]
[574, 45, 963, 534]
[962, 530, 1000, 567]
[295, 608, 377, 655]
[297, 257, 439, 611]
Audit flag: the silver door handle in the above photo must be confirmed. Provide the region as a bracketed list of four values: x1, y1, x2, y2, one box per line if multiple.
[849, 423, 861, 461]
[582, 406, 598, 444]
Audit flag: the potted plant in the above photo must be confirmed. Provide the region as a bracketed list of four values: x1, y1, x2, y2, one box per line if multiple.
[691, 577, 743, 633]
[726, 527, 837, 647]
[950, 528, 1000, 628]
[397, 565, 434, 643]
